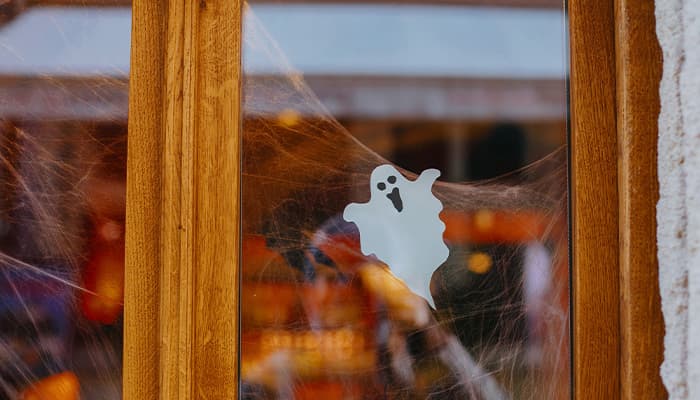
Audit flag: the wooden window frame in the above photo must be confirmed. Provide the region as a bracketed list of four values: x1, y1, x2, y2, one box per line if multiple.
[124, 1, 240, 398]
[123, 0, 665, 398]
[570, 0, 665, 398]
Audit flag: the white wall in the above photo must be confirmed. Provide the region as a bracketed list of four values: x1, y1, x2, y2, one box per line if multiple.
[657, 0, 700, 398]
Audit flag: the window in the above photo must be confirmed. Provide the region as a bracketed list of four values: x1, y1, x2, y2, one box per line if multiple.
[0, 0, 665, 399]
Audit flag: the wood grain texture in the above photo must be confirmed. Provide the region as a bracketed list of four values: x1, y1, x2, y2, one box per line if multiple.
[615, 0, 666, 398]
[125, 0, 241, 398]
[124, 0, 166, 398]
[190, 0, 241, 397]
[27, 0, 131, 6]
[569, 0, 620, 398]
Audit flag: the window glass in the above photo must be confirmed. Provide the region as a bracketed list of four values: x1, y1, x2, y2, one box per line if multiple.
[0, 3, 130, 398]
[241, 2, 569, 399]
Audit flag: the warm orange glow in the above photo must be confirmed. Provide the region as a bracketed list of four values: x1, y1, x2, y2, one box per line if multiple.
[242, 328, 374, 380]
[474, 209, 495, 232]
[294, 381, 361, 400]
[241, 235, 292, 280]
[81, 242, 124, 324]
[443, 210, 549, 244]
[314, 234, 370, 272]
[277, 108, 301, 127]
[359, 264, 430, 327]
[467, 252, 493, 274]
[20, 372, 79, 400]
[242, 283, 298, 326]
[259, 329, 364, 354]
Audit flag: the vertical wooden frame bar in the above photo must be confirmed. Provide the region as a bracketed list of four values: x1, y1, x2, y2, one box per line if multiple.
[125, 0, 241, 398]
[569, 0, 620, 398]
[572, 0, 666, 398]
[124, 1, 166, 397]
[615, 0, 665, 399]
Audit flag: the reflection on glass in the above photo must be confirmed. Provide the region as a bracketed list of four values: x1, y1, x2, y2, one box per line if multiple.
[242, 3, 568, 399]
[0, 3, 130, 399]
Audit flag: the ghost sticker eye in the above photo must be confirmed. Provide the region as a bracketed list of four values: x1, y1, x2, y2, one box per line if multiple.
[377, 182, 386, 191]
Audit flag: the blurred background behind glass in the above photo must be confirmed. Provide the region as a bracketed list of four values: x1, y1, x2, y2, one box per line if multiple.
[0, 2, 130, 398]
[242, 2, 568, 399]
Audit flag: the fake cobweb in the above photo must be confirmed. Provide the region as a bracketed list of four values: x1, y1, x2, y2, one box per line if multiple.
[0, 2, 569, 399]
[240, 5, 569, 400]
[0, 5, 128, 399]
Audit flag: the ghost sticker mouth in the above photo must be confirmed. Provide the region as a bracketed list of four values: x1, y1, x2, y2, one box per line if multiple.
[386, 187, 403, 212]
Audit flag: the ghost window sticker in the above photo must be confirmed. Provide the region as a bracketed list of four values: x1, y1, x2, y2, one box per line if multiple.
[343, 164, 449, 308]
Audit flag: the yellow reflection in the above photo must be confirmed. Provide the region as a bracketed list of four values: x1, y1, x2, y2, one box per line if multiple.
[474, 209, 495, 232]
[467, 252, 493, 274]
[277, 108, 301, 127]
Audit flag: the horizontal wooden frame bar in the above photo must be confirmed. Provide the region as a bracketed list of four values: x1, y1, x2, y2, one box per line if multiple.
[28, 0, 132, 6]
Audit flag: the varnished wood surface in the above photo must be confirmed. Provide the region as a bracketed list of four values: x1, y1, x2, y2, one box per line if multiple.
[125, 0, 241, 398]
[615, 0, 666, 398]
[28, 0, 132, 6]
[569, 0, 620, 398]
[189, 0, 241, 397]
[124, 0, 165, 398]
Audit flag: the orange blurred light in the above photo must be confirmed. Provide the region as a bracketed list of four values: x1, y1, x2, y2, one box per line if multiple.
[20, 372, 79, 400]
[313, 234, 371, 272]
[81, 241, 124, 324]
[467, 252, 493, 274]
[294, 381, 355, 400]
[277, 108, 301, 127]
[443, 210, 549, 244]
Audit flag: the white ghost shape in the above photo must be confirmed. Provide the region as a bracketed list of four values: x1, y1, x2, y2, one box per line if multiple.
[343, 164, 449, 307]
